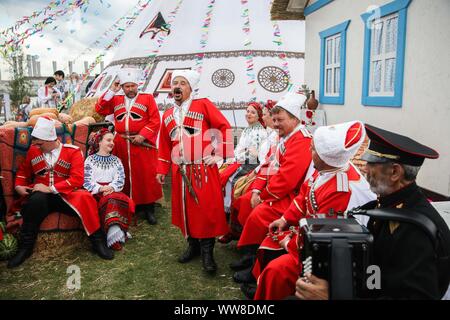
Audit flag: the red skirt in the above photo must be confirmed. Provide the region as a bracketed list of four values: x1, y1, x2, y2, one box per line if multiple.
[96, 192, 135, 232]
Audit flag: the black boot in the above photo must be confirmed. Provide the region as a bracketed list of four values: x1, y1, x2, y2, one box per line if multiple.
[233, 265, 256, 284]
[178, 237, 200, 263]
[241, 283, 257, 300]
[7, 229, 36, 269]
[145, 203, 157, 225]
[200, 238, 217, 274]
[229, 244, 258, 270]
[89, 230, 114, 260]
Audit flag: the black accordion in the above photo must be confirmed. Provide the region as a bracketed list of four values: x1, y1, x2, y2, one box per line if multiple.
[299, 218, 374, 299]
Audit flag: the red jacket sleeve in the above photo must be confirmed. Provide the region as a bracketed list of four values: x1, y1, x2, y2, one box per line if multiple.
[15, 149, 34, 187]
[95, 91, 115, 116]
[53, 148, 85, 194]
[283, 182, 352, 226]
[260, 136, 312, 202]
[283, 180, 309, 225]
[202, 99, 234, 160]
[138, 95, 161, 145]
[157, 114, 172, 175]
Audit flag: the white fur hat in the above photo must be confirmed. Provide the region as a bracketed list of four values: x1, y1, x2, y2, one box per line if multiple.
[117, 67, 143, 85]
[275, 92, 307, 121]
[171, 69, 201, 92]
[313, 121, 365, 168]
[31, 117, 57, 141]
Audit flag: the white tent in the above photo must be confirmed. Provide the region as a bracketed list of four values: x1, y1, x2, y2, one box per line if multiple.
[88, 0, 305, 126]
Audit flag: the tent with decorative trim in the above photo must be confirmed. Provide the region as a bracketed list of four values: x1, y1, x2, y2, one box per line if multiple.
[87, 0, 305, 125]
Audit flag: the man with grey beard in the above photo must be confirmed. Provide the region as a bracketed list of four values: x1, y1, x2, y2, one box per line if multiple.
[295, 124, 450, 300]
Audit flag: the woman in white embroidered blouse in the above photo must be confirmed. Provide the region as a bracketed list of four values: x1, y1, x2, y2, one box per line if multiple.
[219, 100, 279, 244]
[217, 103, 267, 247]
[84, 129, 135, 250]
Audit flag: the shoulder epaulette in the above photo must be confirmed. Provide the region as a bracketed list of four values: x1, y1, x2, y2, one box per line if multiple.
[336, 171, 350, 192]
[63, 144, 80, 149]
[300, 128, 312, 138]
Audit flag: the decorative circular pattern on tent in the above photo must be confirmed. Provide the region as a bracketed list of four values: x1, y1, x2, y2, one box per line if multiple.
[258, 66, 289, 93]
[211, 69, 235, 88]
[100, 75, 113, 91]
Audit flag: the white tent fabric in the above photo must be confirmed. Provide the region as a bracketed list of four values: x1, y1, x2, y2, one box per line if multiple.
[89, 0, 305, 117]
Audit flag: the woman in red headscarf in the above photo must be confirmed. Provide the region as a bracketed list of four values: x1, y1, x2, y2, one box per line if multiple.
[220, 102, 267, 209]
[219, 101, 278, 243]
[84, 128, 135, 250]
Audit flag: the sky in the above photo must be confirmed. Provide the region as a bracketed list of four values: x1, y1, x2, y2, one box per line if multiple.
[0, 0, 141, 80]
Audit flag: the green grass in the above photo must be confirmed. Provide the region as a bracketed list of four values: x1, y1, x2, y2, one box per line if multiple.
[0, 184, 245, 300]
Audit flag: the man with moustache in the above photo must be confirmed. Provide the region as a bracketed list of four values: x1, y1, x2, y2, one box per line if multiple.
[295, 124, 450, 300]
[8, 117, 112, 268]
[230, 92, 314, 284]
[156, 69, 234, 273]
[96, 68, 162, 225]
[243, 121, 376, 300]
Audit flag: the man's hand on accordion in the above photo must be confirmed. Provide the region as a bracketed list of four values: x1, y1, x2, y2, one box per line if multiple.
[295, 273, 329, 300]
[268, 217, 288, 234]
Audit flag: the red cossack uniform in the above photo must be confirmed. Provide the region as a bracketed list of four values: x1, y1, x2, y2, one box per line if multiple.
[157, 98, 234, 238]
[237, 126, 313, 248]
[95, 92, 162, 205]
[254, 164, 376, 300]
[15, 144, 100, 235]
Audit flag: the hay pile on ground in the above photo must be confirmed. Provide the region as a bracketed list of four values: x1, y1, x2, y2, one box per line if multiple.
[33, 231, 89, 259]
[70, 98, 104, 123]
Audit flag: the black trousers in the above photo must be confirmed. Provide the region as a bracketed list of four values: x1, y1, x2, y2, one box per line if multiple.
[20, 191, 78, 234]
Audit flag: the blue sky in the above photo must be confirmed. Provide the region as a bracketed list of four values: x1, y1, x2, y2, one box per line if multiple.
[0, 0, 139, 79]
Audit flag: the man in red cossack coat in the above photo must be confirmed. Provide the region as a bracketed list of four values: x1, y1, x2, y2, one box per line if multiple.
[8, 117, 112, 268]
[96, 68, 162, 225]
[156, 69, 234, 274]
[242, 121, 376, 299]
[230, 92, 315, 283]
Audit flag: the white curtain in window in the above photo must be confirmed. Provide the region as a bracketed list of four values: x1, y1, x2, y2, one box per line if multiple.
[384, 58, 396, 92]
[334, 67, 340, 93]
[326, 39, 332, 65]
[372, 22, 383, 56]
[385, 17, 398, 53]
[372, 60, 382, 93]
[326, 69, 332, 94]
[335, 36, 341, 64]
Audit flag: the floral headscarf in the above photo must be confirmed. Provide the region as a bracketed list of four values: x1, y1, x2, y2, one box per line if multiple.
[88, 128, 114, 156]
[247, 102, 264, 127]
[264, 100, 277, 111]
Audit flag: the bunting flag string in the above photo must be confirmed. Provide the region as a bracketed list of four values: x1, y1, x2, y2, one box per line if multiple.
[194, 0, 217, 75]
[0, 0, 91, 58]
[240, 0, 257, 101]
[64, 0, 152, 73]
[0, 0, 69, 38]
[62, 0, 153, 106]
[269, 0, 293, 92]
[142, 0, 184, 82]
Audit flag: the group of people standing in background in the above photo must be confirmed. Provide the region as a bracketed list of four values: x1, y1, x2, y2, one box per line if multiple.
[16, 70, 84, 122]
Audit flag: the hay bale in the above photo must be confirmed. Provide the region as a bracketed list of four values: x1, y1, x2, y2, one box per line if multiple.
[69, 98, 105, 123]
[33, 231, 90, 259]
